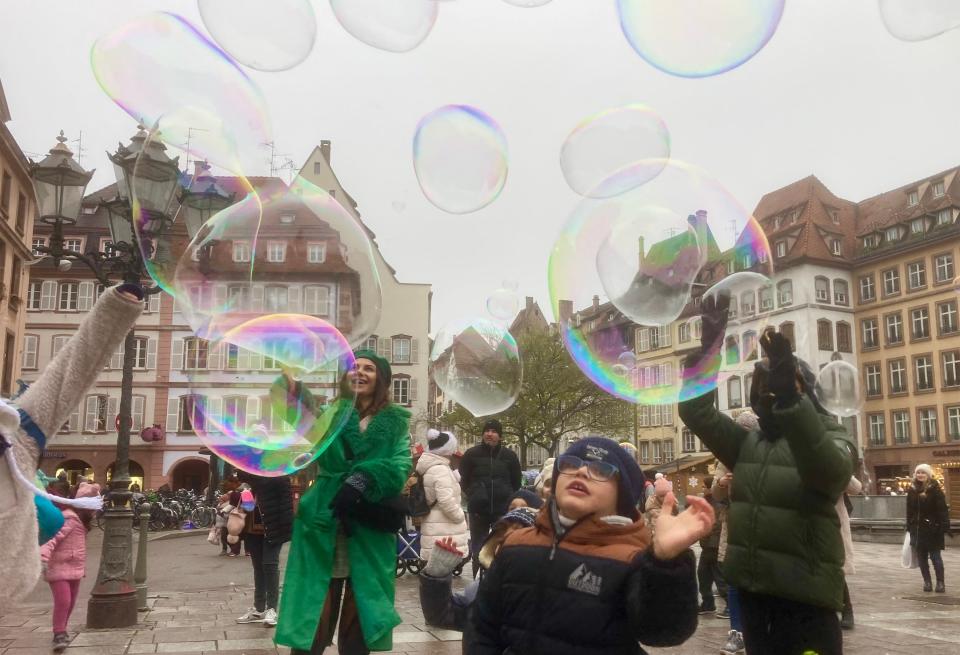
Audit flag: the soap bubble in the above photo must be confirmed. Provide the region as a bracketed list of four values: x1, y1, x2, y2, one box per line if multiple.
[185, 318, 357, 476]
[330, 0, 438, 52]
[197, 0, 317, 71]
[169, 174, 382, 349]
[548, 160, 771, 405]
[430, 317, 523, 417]
[91, 12, 272, 174]
[618, 351, 637, 369]
[560, 105, 670, 198]
[487, 287, 521, 321]
[878, 0, 960, 41]
[816, 360, 864, 418]
[616, 0, 785, 78]
[414, 105, 509, 214]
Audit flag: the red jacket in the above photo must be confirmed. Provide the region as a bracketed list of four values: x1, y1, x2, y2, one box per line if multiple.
[39, 509, 87, 581]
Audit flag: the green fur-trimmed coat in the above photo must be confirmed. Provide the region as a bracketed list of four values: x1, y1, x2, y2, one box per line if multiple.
[275, 403, 412, 651]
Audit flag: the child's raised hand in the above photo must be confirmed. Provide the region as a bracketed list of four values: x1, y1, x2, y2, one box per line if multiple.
[436, 536, 463, 557]
[652, 492, 715, 560]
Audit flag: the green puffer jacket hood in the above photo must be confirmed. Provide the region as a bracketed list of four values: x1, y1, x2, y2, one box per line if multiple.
[679, 392, 856, 611]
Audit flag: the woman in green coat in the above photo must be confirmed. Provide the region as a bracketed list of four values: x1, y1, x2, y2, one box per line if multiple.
[275, 350, 412, 654]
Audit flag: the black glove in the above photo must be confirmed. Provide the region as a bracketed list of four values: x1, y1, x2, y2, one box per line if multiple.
[329, 475, 366, 533]
[700, 290, 731, 353]
[760, 331, 799, 407]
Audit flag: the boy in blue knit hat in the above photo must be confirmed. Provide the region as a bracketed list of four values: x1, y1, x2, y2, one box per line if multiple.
[468, 436, 714, 655]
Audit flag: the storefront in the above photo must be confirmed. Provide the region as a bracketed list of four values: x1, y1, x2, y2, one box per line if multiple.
[866, 445, 960, 519]
[645, 453, 717, 501]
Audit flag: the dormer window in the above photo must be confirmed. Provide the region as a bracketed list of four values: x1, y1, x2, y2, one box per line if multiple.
[790, 210, 799, 224]
[830, 239, 842, 256]
[280, 213, 296, 224]
[774, 215, 782, 230]
[933, 181, 945, 197]
[81, 206, 97, 215]
[908, 190, 919, 206]
[830, 210, 839, 224]
[911, 218, 925, 235]
[938, 208, 952, 226]
[775, 240, 786, 258]
[863, 234, 879, 249]
[885, 227, 900, 242]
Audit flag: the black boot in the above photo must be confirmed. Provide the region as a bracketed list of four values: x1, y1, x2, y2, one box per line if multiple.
[923, 579, 933, 592]
[840, 606, 854, 630]
[936, 580, 945, 593]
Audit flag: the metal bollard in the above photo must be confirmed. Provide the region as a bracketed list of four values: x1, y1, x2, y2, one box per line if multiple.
[134, 503, 150, 610]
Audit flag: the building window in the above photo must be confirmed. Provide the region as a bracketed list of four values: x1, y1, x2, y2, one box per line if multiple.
[943, 351, 960, 388]
[886, 313, 903, 345]
[817, 320, 833, 351]
[63, 238, 82, 253]
[775, 240, 786, 258]
[678, 322, 690, 343]
[682, 428, 696, 453]
[919, 408, 938, 443]
[0, 172, 9, 214]
[837, 322, 852, 353]
[264, 285, 289, 313]
[21, 334, 38, 370]
[779, 322, 796, 351]
[224, 396, 248, 430]
[303, 285, 331, 316]
[908, 190, 919, 206]
[889, 360, 907, 394]
[740, 290, 755, 316]
[915, 356, 934, 391]
[31, 238, 45, 257]
[886, 227, 900, 242]
[652, 441, 662, 465]
[232, 241, 251, 263]
[935, 254, 954, 283]
[58, 282, 79, 311]
[863, 234, 879, 249]
[27, 280, 42, 311]
[267, 241, 286, 263]
[833, 279, 849, 305]
[861, 318, 879, 349]
[727, 377, 742, 409]
[937, 208, 952, 226]
[933, 180, 945, 197]
[893, 410, 910, 444]
[777, 280, 793, 306]
[184, 338, 209, 370]
[830, 239, 842, 256]
[882, 269, 900, 296]
[865, 364, 882, 396]
[937, 301, 959, 336]
[868, 414, 885, 446]
[815, 277, 830, 303]
[742, 331, 758, 361]
[948, 407, 960, 441]
[907, 261, 927, 289]
[640, 441, 649, 462]
[663, 440, 674, 462]
[392, 337, 411, 364]
[392, 377, 410, 405]
[759, 286, 773, 312]
[307, 243, 327, 264]
[859, 275, 875, 302]
[84, 395, 110, 432]
[911, 307, 930, 339]
[911, 218, 925, 234]
[179, 395, 206, 432]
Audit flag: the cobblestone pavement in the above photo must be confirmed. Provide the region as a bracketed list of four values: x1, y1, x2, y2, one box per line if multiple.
[1, 536, 957, 654]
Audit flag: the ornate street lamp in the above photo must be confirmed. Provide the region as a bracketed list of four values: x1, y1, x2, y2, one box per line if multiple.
[31, 125, 185, 629]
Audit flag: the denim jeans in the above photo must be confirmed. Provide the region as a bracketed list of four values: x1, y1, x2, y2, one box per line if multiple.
[918, 547, 945, 584]
[244, 533, 284, 612]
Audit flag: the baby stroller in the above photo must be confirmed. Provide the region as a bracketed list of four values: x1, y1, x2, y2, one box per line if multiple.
[396, 528, 423, 577]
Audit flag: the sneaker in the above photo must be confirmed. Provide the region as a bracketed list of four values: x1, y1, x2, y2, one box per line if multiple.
[715, 605, 730, 620]
[720, 629, 745, 655]
[52, 632, 70, 652]
[698, 603, 717, 615]
[236, 609, 265, 624]
[263, 608, 278, 627]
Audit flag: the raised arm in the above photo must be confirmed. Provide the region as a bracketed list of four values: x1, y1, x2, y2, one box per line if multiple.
[678, 392, 748, 470]
[777, 397, 854, 498]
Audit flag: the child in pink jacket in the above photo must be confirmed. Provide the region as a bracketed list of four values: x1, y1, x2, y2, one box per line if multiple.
[40, 482, 99, 651]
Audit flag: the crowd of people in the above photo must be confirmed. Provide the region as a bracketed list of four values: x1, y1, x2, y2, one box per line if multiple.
[0, 285, 953, 655]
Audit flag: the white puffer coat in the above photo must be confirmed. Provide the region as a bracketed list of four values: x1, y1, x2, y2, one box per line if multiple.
[417, 452, 469, 562]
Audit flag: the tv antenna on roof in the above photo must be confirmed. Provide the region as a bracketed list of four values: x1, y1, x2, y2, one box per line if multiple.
[183, 127, 210, 173]
[71, 131, 87, 166]
[261, 141, 292, 178]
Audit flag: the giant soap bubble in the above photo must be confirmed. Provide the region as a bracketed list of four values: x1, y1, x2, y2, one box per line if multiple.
[816, 360, 864, 418]
[878, 0, 960, 41]
[431, 317, 523, 417]
[330, 0, 438, 52]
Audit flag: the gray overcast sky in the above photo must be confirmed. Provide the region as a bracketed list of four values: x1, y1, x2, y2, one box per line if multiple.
[2, 1, 959, 334]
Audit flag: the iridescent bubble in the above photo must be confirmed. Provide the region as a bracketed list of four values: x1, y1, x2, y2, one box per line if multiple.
[170, 175, 382, 348]
[618, 351, 637, 369]
[430, 317, 523, 417]
[330, 0, 438, 52]
[91, 12, 272, 173]
[487, 287, 521, 321]
[197, 0, 317, 71]
[612, 364, 630, 377]
[413, 105, 509, 214]
[560, 105, 670, 198]
[548, 160, 772, 405]
[815, 360, 864, 418]
[186, 317, 357, 476]
[616, 0, 785, 78]
[878, 0, 960, 41]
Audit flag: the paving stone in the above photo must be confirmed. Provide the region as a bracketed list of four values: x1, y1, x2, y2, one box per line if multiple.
[217, 637, 279, 650]
[393, 631, 439, 643]
[155, 641, 216, 653]
[151, 629, 225, 643]
[127, 644, 159, 654]
[68, 630, 134, 645]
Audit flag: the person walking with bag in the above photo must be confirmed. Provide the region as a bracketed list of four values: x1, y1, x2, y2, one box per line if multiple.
[275, 350, 411, 655]
[906, 464, 950, 593]
[418, 429, 469, 563]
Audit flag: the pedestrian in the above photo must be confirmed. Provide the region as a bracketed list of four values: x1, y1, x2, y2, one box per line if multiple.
[234, 473, 294, 627]
[534, 457, 554, 501]
[644, 476, 676, 537]
[696, 475, 728, 615]
[219, 486, 243, 557]
[679, 294, 856, 655]
[836, 476, 862, 630]
[458, 419, 522, 576]
[275, 350, 412, 655]
[40, 482, 100, 652]
[468, 437, 710, 655]
[418, 429, 469, 563]
[508, 488, 543, 511]
[0, 284, 143, 614]
[906, 463, 950, 593]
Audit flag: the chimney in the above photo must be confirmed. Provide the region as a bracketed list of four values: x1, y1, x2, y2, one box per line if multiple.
[592, 295, 600, 312]
[637, 236, 646, 268]
[320, 140, 331, 164]
[525, 296, 534, 311]
[691, 210, 710, 263]
[559, 299, 573, 323]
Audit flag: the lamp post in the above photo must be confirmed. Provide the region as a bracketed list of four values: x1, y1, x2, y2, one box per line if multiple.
[30, 125, 185, 628]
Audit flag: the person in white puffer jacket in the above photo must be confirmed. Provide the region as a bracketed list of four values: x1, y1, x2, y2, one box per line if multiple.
[418, 429, 469, 563]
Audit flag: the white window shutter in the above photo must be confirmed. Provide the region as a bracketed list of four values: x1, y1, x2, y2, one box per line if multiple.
[78, 282, 94, 311]
[110, 341, 125, 370]
[108, 397, 119, 431]
[208, 342, 223, 370]
[132, 396, 145, 433]
[249, 350, 263, 370]
[412, 339, 420, 364]
[41, 281, 57, 310]
[288, 286, 302, 313]
[318, 287, 331, 316]
[166, 397, 180, 433]
[238, 347, 251, 370]
[214, 285, 227, 310]
[69, 406, 80, 432]
[246, 396, 261, 429]
[146, 338, 157, 370]
[84, 396, 98, 432]
[663, 326, 672, 347]
[22, 335, 37, 369]
[303, 286, 317, 315]
[379, 338, 391, 361]
[251, 285, 264, 312]
[638, 329, 649, 352]
[410, 378, 418, 402]
[148, 293, 162, 313]
[172, 338, 184, 370]
[208, 397, 223, 432]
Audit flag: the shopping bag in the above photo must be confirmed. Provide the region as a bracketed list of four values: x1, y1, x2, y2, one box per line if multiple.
[207, 525, 220, 545]
[901, 532, 918, 569]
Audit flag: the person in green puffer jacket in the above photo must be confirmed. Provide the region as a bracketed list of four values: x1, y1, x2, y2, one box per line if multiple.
[678, 292, 856, 655]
